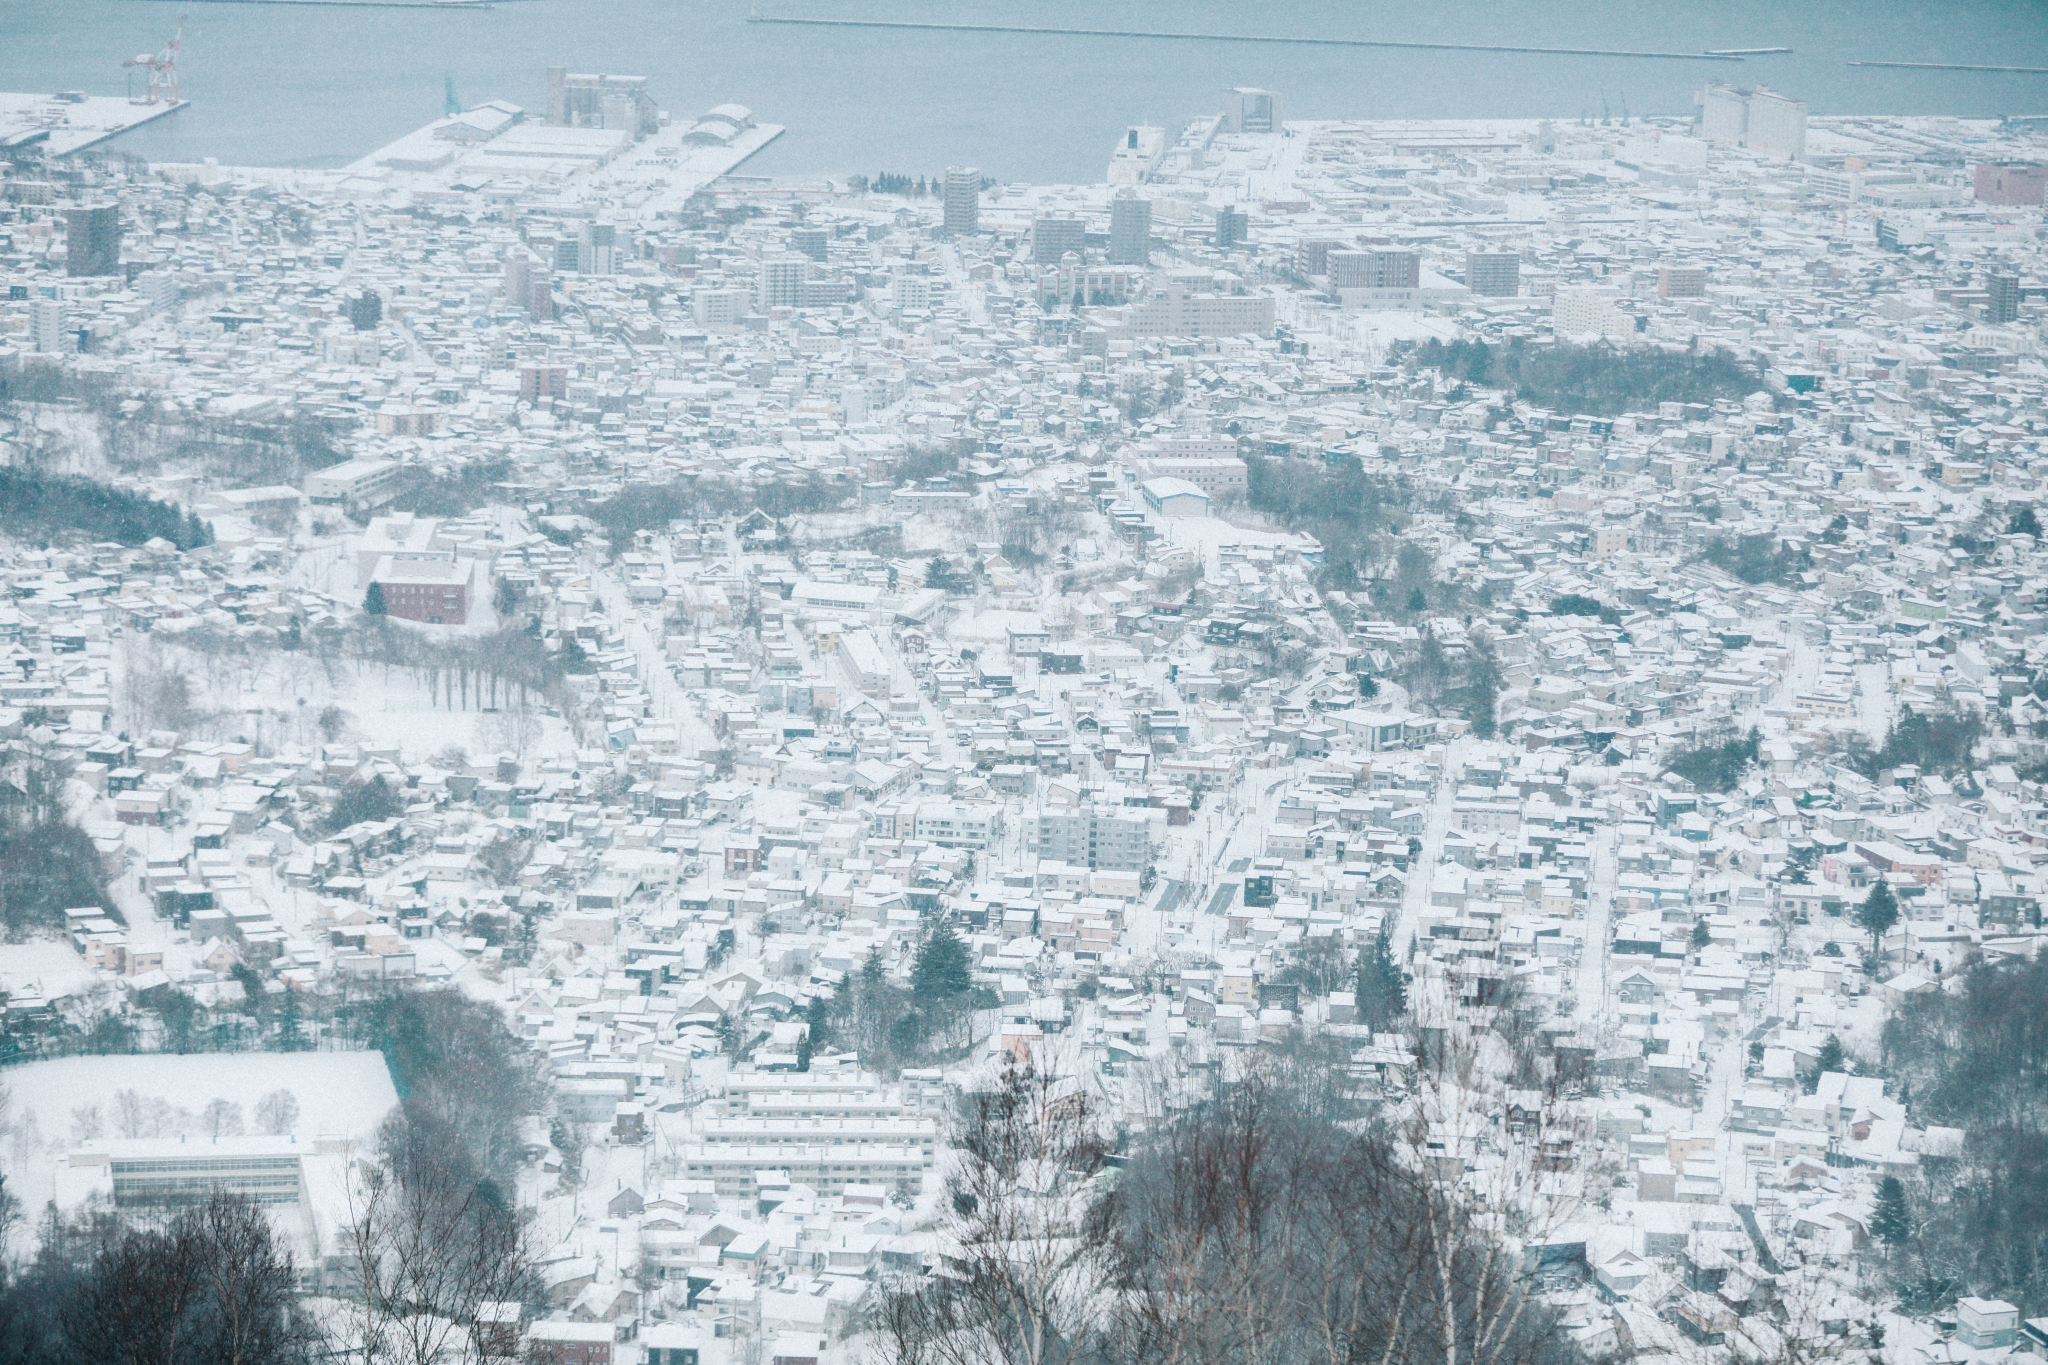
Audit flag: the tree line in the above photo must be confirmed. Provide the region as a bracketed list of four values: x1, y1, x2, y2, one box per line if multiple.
[878, 1046, 1580, 1365]
[0, 467, 211, 550]
[583, 472, 852, 552]
[1875, 952, 2048, 1314]
[1395, 337, 1765, 417]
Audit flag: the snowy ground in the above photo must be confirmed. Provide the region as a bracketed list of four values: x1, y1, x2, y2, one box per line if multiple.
[0, 1050, 400, 1209]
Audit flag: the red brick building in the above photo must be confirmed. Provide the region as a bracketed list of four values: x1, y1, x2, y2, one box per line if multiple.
[370, 554, 475, 626]
[526, 1321, 615, 1365]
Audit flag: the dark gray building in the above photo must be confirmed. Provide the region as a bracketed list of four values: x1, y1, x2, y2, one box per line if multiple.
[1109, 196, 1152, 265]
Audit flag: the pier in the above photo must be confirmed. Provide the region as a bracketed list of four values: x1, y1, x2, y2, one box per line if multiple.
[747, 16, 1752, 62]
[0, 92, 189, 157]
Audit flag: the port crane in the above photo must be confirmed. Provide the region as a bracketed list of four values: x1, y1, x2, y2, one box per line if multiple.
[124, 17, 184, 107]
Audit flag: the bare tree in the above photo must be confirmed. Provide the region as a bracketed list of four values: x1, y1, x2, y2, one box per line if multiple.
[64, 1193, 314, 1365]
[874, 1056, 1116, 1365]
[1098, 1027, 1588, 1365]
[202, 1100, 244, 1140]
[337, 1110, 539, 1365]
[253, 1090, 300, 1137]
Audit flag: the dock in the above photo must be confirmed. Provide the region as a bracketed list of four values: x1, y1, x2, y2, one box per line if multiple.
[166, 103, 785, 210]
[746, 16, 1753, 62]
[0, 91, 189, 157]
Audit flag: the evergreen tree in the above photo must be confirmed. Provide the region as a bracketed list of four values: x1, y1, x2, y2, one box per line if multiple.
[276, 987, 308, 1051]
[805, 992, 829, 1049]
[795, 1027, 813, 1072]
[1405, 587, 1428, 615]
[911, 921, 973, 1001]
[1354, 923, 1408, 1032]
[362, 581, 387, 615]
[1691, 919, 1712, 950]
[1816, 1033, 1845, 1074]
[2010, 507, 2043, 539]
[861, 945, 888, 991]
[1871, 1175, 1911, 1250]
[1857, 879, 1899, 954]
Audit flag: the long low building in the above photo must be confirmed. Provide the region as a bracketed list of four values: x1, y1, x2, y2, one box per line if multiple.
[677, 1142, 932, 1198]
[696, 1116, 937, 1154]
[65, 1134, 358, 1207]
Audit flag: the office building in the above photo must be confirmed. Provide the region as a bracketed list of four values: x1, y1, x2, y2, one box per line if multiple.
[1032, 214, 1086, 265]
[1465, 251, 1521, 297]
[545, 68, 658, 136]
[1554, 288, 1633, 340]
[519, 364, 569, 406]
[790, 227, 829, 262]
[1108, 196, 1152, 265]
[758, 256, 809, 310]
[504, 252, 554, 322]
[942, 166, 980, 234]
[30, 298, 65, 353]
[1220, 87, 1281, 134]
[65, 203, 120, 277]
[693, 287, 751, 331]
[577, 222, 619, 275]
[347, 290, 383, 330]
[1114, 278, 1275, 338]
[1215, 206, 1249, 250]
[137, 269, 178, 311]
[1029, 806, 1156, 872]
[1330, 249, 1418, 290]
[1298, 239, 1342, 277]
[1657, 265, 1708, 300]
[1975, 162, 2048, 206]
[890, 274, 932, 312]
[1695, 83, 1806, 160]
[1988, 272, 2021, 325]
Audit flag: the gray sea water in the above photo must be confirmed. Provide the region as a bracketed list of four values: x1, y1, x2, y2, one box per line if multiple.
[3, 0, 2046, 182]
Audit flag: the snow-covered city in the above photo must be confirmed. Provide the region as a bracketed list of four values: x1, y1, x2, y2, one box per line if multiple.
[1, 45, 2047, 1365]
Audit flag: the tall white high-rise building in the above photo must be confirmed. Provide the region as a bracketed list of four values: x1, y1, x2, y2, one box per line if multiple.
[943, 167, 980, 235]
[30, 299, 65, 353]
[693, 287, 752, 331]
[891, 274, 932, 312]
[758, 256, 809, 310]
